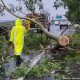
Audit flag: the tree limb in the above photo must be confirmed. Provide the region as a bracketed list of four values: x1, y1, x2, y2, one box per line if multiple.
[1, 0, 58, 41]
[1, 0, 70, 45]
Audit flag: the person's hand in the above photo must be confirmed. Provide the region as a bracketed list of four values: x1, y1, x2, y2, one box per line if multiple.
[25, 24, 30, 31]
[8, 41, 14, 49]
[25, 19, 30, 31]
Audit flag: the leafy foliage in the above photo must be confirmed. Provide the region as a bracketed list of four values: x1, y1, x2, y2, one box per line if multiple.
[0, 0, 43, 15]
[54, 0, 80, 24]
[21, 0, 43, 13]
[23, 31, 50, 52]
[64, 0, 80, 24]
[70, 34, 80, 49]
[14, 58, 62, 78]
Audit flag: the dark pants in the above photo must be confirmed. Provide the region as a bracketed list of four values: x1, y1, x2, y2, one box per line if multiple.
[15, 55, 22, 66]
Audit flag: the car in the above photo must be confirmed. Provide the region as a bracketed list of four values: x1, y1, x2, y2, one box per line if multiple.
[59, 20, 68, 29]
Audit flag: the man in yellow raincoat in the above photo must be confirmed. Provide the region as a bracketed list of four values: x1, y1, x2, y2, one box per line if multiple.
[9, 18, 30, 66]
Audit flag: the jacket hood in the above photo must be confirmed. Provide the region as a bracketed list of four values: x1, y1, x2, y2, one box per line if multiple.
[15, 18, 22, 27]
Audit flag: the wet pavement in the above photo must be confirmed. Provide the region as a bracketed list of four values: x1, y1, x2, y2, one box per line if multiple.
[50, 24, 75, 36]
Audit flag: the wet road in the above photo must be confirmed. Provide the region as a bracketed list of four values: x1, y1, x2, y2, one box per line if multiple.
[50, 24, 75, 36]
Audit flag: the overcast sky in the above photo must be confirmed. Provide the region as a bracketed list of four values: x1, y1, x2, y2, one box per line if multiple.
[0, 0, 68, 20]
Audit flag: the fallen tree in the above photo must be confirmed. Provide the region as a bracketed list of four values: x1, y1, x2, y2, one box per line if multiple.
[1, 0, 69, 46]
[0, 0, 70, 80]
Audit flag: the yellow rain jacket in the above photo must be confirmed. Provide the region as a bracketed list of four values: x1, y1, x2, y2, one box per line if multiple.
[9, 18, 27, 55]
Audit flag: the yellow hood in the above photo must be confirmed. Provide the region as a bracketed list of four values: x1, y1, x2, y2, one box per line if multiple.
[15, 18, 22, 27]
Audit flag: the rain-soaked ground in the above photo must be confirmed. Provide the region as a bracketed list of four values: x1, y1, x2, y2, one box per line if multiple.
[4, 55, 30, 80]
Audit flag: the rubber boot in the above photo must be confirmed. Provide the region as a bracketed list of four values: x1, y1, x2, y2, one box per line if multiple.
[15, 55, 21, 67]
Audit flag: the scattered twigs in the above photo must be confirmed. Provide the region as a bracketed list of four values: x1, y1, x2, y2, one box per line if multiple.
[17, 44, 46, 80]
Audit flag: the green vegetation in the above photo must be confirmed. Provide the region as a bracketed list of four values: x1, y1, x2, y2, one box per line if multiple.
[23, 31, 51, 54]
[70, 34, 80, 49]
[14, 33, 80, 79]
[14, 58, 62, 78]
[54, 0, 80, 24]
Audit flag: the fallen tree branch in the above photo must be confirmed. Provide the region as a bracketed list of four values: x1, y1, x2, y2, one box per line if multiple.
[1, 0, 58, 40]
[1, 0, 70, 46]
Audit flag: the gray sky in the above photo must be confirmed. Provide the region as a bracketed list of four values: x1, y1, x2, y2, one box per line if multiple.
[0, 0, 68, 20]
